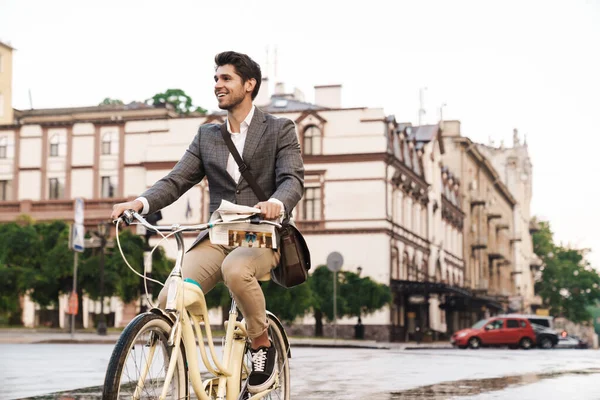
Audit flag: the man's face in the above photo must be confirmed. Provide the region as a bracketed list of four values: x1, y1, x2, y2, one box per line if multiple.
[214, 64, 253, 110]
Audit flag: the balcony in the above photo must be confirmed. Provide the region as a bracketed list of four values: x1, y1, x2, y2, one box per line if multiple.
[487, 213, 502, 222]
[471, 237, 487, 250]
[488, 251, 505, 261]
[530, 255, 543, 271]
[529, 219, 541, 234]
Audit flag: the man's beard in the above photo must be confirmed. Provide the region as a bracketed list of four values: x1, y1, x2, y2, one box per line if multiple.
[218, 91, 245, 110]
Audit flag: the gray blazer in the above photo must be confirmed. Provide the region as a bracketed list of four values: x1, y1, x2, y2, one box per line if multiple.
[141, 107, 305, 249]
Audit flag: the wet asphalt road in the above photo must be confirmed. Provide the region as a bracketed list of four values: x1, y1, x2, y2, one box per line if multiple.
[1, 344, 599, 399]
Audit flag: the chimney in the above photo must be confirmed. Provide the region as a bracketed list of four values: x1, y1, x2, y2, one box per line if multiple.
[254, 77, 270, 106]
[314, 84, 341, 108]
[274, 82, 285, 95]
[441, 120, 461, 137]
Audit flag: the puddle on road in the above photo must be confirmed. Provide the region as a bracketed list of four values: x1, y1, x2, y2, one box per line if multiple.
[388, 368, 600, 399]
[22, 368, 600, 400]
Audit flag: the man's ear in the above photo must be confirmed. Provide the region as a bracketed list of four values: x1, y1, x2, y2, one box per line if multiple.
[245, 78, 257, 94]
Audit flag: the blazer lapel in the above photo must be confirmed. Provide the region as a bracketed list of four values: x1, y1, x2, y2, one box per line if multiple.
[241, 107, 267, 164]
[217, 122, 237, 185]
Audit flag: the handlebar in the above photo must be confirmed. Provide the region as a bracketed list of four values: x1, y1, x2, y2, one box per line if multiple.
[116, 210, 282, 233]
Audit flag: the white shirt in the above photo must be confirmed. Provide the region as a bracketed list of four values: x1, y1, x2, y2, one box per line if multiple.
[137, 105, 284, 215]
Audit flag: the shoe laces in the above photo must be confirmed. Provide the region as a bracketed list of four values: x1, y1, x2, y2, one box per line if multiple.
[251, 348, 268, 372]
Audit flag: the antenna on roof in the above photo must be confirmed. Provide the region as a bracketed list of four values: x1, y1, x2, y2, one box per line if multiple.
[418, 87, 427, 125]
[28, 89, 34, 109]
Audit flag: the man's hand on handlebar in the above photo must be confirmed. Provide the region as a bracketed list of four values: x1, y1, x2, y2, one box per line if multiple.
[111, 199, 143, 221]
[254, 201, 282, 220]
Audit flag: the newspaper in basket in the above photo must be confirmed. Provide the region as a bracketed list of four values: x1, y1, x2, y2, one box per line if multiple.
[208, 200, 280, 249]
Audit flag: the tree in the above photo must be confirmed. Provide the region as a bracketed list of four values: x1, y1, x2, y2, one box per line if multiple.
[148, 89, 206, 115]
[533, 219, 600, 323]
[99, 98, 124, 106]
[308, 265, 391, 336]
[79, 230, 173, 304]
[261, 280, 313, 324]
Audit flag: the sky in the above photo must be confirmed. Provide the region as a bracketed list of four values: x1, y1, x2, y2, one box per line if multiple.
[1, 0, 599, 266]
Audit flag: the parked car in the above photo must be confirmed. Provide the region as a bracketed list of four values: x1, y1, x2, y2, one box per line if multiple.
[451, 316, 537, 350]
[555, 332, 589, 349]
[500, 314, 558, 349]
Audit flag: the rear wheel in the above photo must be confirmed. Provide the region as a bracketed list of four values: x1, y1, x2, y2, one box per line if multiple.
[468, 337, 481, 349]
[241, 315, 290, 399]
[539, 336, 554, 349]
[103, 312, 188, 399]
[520, 337, 534, 350]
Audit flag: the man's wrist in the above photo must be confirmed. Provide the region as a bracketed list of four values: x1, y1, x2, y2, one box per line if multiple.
[135, 197, 150, 214]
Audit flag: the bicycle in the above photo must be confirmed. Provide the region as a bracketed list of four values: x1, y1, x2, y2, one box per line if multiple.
[103, 210, 291, 400]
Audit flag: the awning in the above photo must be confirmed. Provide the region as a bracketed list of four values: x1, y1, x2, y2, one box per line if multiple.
[390, 279, 472, 298]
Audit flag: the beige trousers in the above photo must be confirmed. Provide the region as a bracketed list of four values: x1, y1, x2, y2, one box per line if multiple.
[158, 240, 280, 339]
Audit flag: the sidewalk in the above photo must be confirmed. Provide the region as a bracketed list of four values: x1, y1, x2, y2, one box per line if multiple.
[0, 328, 453, 350]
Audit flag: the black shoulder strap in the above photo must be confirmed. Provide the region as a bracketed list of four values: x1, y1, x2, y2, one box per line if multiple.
[220, 123, 268, 201]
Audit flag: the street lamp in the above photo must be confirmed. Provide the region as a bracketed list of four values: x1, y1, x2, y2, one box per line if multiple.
[355, 266, 364, 339]
[96, 221, 109, 336]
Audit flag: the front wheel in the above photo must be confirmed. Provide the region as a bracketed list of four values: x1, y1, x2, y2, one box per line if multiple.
[538, 337, 554, 349]
[103, 312, 188, 400]
[468, 337, 481, 349]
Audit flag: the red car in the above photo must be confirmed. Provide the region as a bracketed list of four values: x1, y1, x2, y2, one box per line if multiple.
[451, 317, 537, 349]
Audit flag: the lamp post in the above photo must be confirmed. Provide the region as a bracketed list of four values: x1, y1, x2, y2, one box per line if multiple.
[355, 266, 364, 339]
[96, 222, 109, 336]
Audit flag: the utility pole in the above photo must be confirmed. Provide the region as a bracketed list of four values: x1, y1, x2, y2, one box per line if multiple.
[96, 222, 109, 336]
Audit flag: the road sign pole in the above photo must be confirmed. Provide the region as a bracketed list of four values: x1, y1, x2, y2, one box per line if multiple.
[333, 271, 337, 341]
[70, 251, 78, 338]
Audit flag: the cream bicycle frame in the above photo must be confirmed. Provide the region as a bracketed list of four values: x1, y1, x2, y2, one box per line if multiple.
[124, 211, 281, 400]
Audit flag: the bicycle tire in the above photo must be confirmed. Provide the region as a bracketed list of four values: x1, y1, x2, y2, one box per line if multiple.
[240, 315, 290, 400]
[103, 312, 188, 399]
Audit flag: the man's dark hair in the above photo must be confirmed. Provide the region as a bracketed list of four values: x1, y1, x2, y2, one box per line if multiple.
[215, 51, 262, 100]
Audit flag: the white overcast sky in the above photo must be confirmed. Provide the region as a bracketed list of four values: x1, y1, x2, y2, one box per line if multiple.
[1, 0, 599, 266]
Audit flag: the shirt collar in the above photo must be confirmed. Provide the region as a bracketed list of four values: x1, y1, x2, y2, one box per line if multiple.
[226, 105, 255, 134]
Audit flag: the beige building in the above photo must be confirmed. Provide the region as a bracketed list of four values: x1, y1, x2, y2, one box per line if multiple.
[475, 130, 541, 312]
[442, 121, 519, 318]
[0, 41, 14, 126]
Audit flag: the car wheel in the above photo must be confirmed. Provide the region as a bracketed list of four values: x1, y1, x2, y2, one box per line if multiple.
[539, 337, 554, 349]
[468, 337, 481, 349]
[520, 337, 533, 350]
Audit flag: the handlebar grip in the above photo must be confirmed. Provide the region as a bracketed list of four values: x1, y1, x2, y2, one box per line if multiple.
[122, 209, 135, 225]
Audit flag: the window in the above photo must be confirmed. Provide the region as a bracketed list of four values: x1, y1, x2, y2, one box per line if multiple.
[302, 125, 321, 156]
[101, 176, 116, 198]
[0, 180, 11, 201]
[0, 136, 7, 158]
[49, 135, 59, 157]
[102, 131, 119, 155]
[506, 319, 519, 329]
[485, 319, 504, 330]
[48, 178, 64, 199]
[302, 186, 321, 220]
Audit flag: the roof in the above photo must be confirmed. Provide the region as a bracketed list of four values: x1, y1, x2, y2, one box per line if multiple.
[406, 124, 439, 142]
[0, 40, 15, 50]
[258, 95, 327, 113]
[15, 102, 157, 118]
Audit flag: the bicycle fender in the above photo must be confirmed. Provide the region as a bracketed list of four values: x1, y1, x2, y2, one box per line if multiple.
[266, 311, 292, 359]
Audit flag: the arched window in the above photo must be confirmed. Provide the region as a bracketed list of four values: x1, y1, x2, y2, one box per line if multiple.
[302, 125, 321, 155]
[422, 256, 429, 281]
[435, 259, 442, 282]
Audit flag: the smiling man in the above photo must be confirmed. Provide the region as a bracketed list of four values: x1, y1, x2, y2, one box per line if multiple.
[111, 51, 304, 393]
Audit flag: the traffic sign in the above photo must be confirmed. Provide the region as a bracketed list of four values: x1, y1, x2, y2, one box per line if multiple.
[326, 252, 344, 272]
[72, 223, 85, 252]
[74, 198, 84, 224]
[67, 291, 79, 315]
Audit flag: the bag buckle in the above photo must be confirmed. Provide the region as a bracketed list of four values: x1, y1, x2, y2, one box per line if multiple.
[238, 163, 248, 173]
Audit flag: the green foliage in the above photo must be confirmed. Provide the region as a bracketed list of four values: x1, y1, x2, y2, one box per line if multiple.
[307, 265, 391, 335]
[148, 89, 207, 115]
[99, 98, 124, 106]
[0, 220, 175, 324]
[533, 219, 600, 323]
[262, 279, 313, 323]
